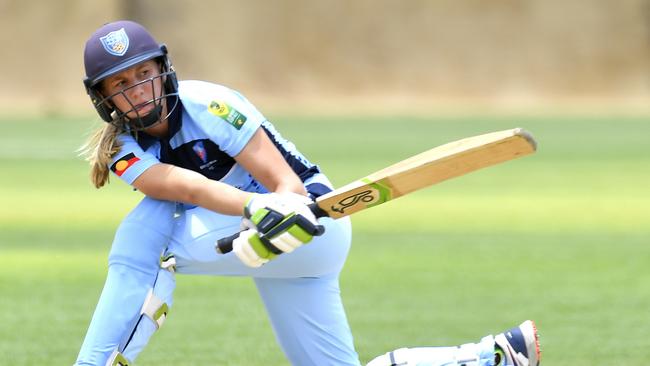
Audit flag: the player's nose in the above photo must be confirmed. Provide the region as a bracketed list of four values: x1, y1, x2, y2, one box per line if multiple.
[126, 80, 148, 100]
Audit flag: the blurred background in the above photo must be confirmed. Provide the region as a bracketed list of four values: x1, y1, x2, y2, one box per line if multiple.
[2, 0, 650, 115]
[1, 1, 650, 365]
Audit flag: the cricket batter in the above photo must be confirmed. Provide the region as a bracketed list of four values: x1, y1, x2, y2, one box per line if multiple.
[75, 20, 541, 366]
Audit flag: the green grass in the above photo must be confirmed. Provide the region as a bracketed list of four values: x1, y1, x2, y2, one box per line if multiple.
[1, 114, 649, 365]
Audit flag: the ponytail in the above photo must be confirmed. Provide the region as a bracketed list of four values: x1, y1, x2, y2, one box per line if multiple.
[78, 123, 123, 188]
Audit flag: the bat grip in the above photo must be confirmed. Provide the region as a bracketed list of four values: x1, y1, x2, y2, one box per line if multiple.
[308, 202, 329, 219]
[216, 232, 240, 254]
[215, 203, 328, 254]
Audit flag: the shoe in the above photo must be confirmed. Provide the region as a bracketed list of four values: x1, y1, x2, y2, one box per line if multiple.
[494, 320, 541, 366]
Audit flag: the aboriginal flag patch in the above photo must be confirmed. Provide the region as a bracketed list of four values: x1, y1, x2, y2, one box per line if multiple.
[110, 153, 140, 177]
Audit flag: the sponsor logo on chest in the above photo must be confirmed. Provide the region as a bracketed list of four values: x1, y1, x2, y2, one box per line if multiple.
[192, 141, 219, 170]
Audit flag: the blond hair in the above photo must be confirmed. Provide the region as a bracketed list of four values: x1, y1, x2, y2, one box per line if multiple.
[79, 123, 124, 188]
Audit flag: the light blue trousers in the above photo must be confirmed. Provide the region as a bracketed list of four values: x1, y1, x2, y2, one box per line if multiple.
[74, 197, 360, 365]
[74, 197, 496, 366]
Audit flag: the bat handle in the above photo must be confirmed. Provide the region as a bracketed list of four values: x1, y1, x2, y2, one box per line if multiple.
[308, 202, 329, 219]
[215, 203, 328, 255]
[216, 232, 240, 254]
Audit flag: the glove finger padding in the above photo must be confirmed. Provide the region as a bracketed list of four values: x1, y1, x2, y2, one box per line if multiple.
[264, 212, 323, 253]
[232, 229, 276, 268]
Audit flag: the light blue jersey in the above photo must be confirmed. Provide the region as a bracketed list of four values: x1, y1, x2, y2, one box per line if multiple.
[109, 80, 331, 198]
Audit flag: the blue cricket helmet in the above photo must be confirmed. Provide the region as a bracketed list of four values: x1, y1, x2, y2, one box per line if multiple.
[83, 20, 178, 128]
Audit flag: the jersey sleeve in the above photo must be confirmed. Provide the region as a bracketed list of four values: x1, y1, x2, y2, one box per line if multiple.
[109, 134, 160, 185]
[178, 81, 267, 157]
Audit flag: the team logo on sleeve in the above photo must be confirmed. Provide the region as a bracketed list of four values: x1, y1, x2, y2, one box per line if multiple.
[110, 153, 140, 177]
[208, 100, 247, 130]
[100, 28, 130, 56]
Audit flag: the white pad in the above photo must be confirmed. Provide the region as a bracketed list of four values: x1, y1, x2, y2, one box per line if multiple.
[366, 343, 482, 366]
[121, 269, 176, 362]
[160, 254, 176, 273]
[105, 349, 131, 366]
[140, 289, 168, 329]
[453, 342, 481, 365]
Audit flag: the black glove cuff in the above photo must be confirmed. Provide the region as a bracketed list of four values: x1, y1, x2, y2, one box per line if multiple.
[259, 235, 284, 255]
[255, 209, 285, 234]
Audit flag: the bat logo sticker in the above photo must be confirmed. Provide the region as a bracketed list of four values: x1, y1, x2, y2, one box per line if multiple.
[330, 179, 392, 214]
[331, 189, 376, 214]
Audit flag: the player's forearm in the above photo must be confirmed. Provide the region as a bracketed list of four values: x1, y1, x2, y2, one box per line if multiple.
[185, 179, 252, 216]
[133, 163, 251, 216]
[235, 128, 308, 197]
[270, 178, 308, 196]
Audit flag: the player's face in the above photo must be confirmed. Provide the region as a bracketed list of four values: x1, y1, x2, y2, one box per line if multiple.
[101, 60, 164, 119]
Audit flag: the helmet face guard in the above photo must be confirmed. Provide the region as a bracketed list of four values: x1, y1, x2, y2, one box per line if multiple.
[83, 21, 179, 130]
[86, 57, 179, 130]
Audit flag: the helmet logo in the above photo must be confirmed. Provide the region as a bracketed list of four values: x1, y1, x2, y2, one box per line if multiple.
[100, 28, 130, 56]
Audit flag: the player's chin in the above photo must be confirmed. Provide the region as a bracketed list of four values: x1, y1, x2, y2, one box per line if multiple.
[124, 105, 152, 120]
[136, 103, 156, 115]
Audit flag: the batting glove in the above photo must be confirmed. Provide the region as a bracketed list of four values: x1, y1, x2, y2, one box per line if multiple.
[232, 192, 325, 267]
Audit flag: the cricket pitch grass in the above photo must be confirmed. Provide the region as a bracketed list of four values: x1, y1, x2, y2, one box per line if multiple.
[1, 113, 649, 365]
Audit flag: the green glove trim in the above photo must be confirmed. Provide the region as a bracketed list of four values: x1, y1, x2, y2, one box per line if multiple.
[248, 232, 278, 260]
[286, 224, 313, 244]
[250, 207, 270, 225]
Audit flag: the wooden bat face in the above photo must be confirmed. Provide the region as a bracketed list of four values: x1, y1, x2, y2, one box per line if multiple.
[313, 128, 536, 219]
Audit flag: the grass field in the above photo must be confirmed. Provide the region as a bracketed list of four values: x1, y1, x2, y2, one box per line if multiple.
[1, 113, 649, 365]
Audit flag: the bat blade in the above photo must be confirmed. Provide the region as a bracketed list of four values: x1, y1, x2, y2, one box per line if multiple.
[217, 128, 536, 254]
[311, 128, 536, 219]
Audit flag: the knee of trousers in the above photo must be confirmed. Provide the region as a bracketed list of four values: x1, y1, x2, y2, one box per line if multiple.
[74, 268, 176, 366]
[100, 269, 176, 366]
[120, 269, 176, 363]
[108, 198, 176, 275]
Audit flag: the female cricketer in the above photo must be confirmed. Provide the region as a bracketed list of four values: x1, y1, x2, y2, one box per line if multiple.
[74, 20, 541, 366]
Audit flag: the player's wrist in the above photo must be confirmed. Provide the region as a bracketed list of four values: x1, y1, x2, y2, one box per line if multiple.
[242, 193, 258, 217]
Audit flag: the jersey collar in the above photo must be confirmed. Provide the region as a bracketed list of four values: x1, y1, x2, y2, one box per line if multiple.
[134, 97, 183, 150]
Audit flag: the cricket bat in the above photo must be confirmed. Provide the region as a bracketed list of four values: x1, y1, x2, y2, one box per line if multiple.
[216, 128, 536, 254]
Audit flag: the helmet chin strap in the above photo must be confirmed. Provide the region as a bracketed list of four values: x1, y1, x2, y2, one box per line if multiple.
[117, 87, 179, 132]
[138, 104, 163, 128]
[123, 104, 163, 130]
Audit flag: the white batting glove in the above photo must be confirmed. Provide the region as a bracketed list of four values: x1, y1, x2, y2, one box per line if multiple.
[232, 228, 270, 268]
[232, 192, 325, 268]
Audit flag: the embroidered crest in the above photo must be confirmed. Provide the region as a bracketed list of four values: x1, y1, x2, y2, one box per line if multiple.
[192, 141, 208, 163]
[100, 28, 130, 56]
